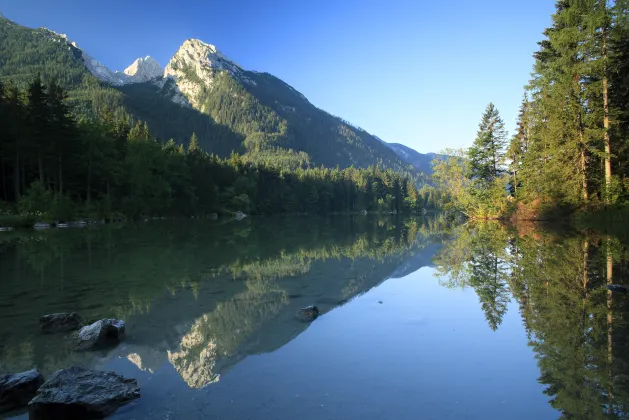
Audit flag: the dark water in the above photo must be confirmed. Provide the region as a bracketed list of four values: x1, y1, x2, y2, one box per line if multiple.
[1, 216, 627, 419]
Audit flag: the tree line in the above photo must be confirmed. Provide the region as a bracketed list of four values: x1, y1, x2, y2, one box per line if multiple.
[433, 0, 629, 219]
[0, 77, 432, 222]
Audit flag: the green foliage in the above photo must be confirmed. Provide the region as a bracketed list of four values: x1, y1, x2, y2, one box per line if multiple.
[0, 79, 424, 218]
[467, 103, 507, 183]
[0, 16, 423, 177]
[18, 181, 53, 217]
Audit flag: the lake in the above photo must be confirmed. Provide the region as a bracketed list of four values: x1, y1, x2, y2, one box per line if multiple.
[1, 215, 627, 419]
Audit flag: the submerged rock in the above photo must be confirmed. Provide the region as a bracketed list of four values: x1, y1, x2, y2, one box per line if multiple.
[0, 369, 45, 413]
[295, 305, 320, 323]
[39, 313, 83, 333]
[606, 284, 629, 293]
[28, 366, 139, 419]
[76, 319, 126, 350]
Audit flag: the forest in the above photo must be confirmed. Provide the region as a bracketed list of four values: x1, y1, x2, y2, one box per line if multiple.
[0, 77, 434, 224]
[433, 0, 629, 220]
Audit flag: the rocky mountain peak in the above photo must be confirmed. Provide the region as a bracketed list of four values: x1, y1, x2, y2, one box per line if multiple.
[165, 39, 242, 78]
[122, 56, 163, 83]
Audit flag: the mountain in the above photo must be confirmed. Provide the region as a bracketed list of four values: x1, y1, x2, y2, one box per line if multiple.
[0, 13, 421, 174]
[387, 143, 445, 174]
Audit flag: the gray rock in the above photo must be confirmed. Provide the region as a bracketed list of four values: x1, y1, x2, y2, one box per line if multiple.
[76, 319, 126, 350]
[0, 369, 45, 413]
[295, 305, 320, 323]
[39, 313, 83, 333]
[28, 366, 139, 419]
[235, 211, 247, 220]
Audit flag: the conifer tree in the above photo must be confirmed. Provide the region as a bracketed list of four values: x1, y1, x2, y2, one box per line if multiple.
[467, 103, 507, 184]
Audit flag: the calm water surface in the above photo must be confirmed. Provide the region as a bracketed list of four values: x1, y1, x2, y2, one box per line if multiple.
[1, 216, 627, 419]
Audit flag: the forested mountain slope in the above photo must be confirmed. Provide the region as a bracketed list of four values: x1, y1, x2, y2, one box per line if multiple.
[0, 14, 416, 173]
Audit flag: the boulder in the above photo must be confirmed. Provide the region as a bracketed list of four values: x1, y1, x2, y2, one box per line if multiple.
[295, 305, 320, 323]
[0, 369, 45, 413]
[28, 366, 139, 419]
[76, 319, 126, 350]
[235, 211, 247, 220]
[39, 313, 83, 333]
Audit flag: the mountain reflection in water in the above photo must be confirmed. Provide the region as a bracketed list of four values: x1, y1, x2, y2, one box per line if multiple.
[0, 216, 443, 390]
[2, 216, 629, 419]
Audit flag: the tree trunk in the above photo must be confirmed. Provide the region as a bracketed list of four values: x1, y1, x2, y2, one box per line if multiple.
[575, 72, 588, 203]
[86, 159, 92, 207]
[1, 156, 6, 201]
[21, 161, 25, 195]
[58, 154, 63, 195]
[38, 152, 44, 184]
[603, 24, 612, 205]
[581, 146, 588, 202]
[14, 145, 20, 201]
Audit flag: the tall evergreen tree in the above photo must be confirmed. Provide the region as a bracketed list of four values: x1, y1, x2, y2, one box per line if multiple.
[467, 103, 507, 184]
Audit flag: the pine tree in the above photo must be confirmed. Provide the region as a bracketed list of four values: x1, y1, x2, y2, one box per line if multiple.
[467, 103, 507, 184]
[188, 132, 200, 153]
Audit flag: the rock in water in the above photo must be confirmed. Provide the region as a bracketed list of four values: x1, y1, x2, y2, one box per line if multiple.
[0, 369, 45, 413]
[76, 319, 126, 350]
[28, 366, 139, 419]
[39, 313, 83, 333]
[295, 305, 320, 323]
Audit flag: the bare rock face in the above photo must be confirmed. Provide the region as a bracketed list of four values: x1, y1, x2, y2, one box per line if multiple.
[163, 39, 246, 109]
[121, 56, 163, 83]
[0, 369, 45, 413]
[76, 319, 126, 350]
[39, 313, 83, 333]
[28, 366, 139, 419]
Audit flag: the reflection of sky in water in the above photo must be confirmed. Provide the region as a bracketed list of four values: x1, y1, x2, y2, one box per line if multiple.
[0, 219, 565, 419]
[100, 267, 555, 420]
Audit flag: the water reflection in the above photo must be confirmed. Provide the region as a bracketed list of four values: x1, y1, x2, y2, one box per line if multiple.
[0, 216, 446, 390]
[434, 221, 629, 418]
[6, 216, 629, 418]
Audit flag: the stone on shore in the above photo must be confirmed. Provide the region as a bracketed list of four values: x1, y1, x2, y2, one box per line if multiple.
[76, 319, 126, 350]
[0, 369, 45, 413]
[28, 366, 139, 419]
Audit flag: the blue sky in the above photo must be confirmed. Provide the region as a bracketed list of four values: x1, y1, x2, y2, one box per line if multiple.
[0, 0, 555, 153]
